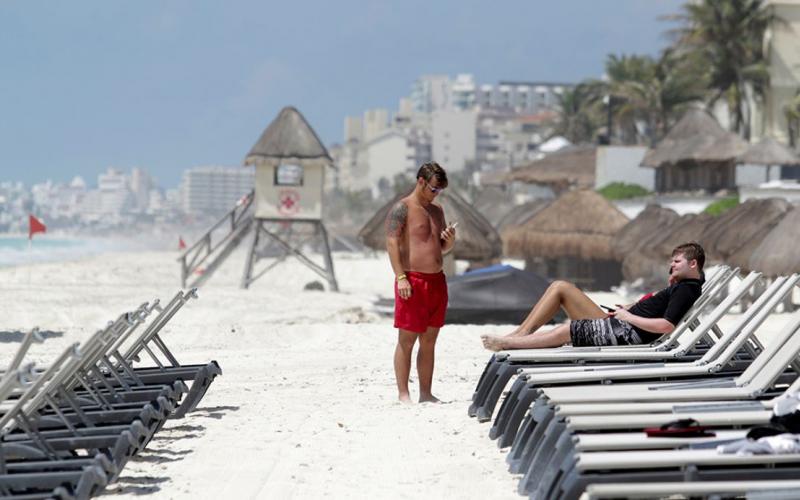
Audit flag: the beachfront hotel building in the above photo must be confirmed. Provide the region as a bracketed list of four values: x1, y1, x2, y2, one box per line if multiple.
[180, 166, 254, 215]
[331, 74, 569, 195]
[411, 74, 570, 115]
[331, 107, 430, 196]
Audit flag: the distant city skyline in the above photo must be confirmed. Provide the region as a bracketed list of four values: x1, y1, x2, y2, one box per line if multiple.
[1, 0, 684, 188]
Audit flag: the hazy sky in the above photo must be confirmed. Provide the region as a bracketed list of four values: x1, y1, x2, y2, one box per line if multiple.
[0, 0, 685, 188]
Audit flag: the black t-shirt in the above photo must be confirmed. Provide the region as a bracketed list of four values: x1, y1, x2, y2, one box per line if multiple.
[628, 278, 704, 343]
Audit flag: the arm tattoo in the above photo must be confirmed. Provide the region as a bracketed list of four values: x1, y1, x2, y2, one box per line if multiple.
[385, 202, 408, 237]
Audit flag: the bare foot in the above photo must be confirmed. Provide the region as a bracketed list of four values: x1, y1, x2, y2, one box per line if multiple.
[481, 334, 506, 352]
[419, 394, 442, 403]
[398, 393, 412, 404]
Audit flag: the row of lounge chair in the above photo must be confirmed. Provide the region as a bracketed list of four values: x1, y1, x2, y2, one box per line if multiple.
[0, 289, 222, 499]
[467, 266, 800, 499]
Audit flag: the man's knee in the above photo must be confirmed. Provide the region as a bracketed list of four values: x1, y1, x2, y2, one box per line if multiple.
[397, 331, 418, 349]
[418, 331, 439, 348]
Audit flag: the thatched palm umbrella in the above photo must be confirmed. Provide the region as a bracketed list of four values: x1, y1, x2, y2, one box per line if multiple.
[620, 212, 714, 288]
[472, 186, 515, 228]
[737, 136, 800, 166]
[748, 207, 800, 278]
[650, 213, 714, 257]
[702, 198, 791, 270]
[504, 190, 628, 260]
[505, 145, 596, 194]
[612, 204, 680, 260]
[736, 136, 800, 182]
[357, 189, 502, 262]
[641, 108, 748, 192]
[503, 190, 628, 290]
[497, 199, 552, 234]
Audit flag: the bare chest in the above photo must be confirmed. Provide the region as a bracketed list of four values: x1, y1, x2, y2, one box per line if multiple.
[407, 206, 442, 239]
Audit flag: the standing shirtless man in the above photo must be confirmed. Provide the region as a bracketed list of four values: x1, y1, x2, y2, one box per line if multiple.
[386, 162, 456, 403]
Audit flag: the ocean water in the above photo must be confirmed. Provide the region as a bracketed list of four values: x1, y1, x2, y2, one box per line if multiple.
[0, 236, 125, 267]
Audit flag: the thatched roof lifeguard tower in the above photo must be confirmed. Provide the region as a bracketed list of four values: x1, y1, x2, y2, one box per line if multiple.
[178, 106, 339, 291]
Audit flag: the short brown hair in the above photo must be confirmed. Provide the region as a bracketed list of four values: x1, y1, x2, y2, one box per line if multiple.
[417, 162, 448, 188]
[672, 242, 705, 270]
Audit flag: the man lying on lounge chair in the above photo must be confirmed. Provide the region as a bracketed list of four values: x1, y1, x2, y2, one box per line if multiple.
[481, 242, 705, 351]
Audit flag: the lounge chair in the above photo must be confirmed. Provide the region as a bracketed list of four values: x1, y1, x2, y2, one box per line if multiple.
[470, 267, 745, 423]
[581, 480, 800, 500]
[488, 272, 779, 446]
[511, 309, 800, 496]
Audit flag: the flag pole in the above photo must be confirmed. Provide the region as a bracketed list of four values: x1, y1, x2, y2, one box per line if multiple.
[28, 234, 32, 286]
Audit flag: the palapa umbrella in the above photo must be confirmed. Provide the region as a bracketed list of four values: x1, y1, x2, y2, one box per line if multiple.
[621, 212, 714, 287]
[357, 188, 502, 261]
[505, 145, 596, 193]
[497, 199, 552, 234]
[612, 204, 680, 260]
[736, 136, 800, 182]
[748, 207, 800, 278]
[503, 190, 628, 261]
[472, 186, 516, 228]
[737, 137, 800, 166]
[641, 108, 749, 168]
[702, 198, 791, 270]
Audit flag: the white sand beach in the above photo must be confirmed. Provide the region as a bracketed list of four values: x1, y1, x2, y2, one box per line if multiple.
[0, 250, 790, 498]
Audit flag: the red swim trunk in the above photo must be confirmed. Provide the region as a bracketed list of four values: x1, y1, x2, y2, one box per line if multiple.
[394, 271, 448, 334]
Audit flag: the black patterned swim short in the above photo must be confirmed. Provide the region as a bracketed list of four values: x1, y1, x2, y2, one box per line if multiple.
[570, 317, 643, 347]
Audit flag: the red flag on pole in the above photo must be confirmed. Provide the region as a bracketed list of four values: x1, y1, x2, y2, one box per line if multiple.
[28, 214, 46, 240]
[178, 236, 187, 250]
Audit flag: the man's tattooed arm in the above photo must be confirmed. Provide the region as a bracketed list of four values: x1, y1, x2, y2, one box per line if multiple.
[385, 201, 408, 238]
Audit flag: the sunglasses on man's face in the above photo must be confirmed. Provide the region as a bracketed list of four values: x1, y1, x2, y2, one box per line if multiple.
[425, 181, 445, 194]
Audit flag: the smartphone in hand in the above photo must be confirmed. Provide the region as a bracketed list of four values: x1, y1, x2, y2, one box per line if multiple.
[441, 221, 458, 239]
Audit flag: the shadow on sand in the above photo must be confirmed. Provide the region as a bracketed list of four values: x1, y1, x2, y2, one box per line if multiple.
[103, 475, 169, 496]
[191, 405, 240, 419]
[0, 330, 64, 343]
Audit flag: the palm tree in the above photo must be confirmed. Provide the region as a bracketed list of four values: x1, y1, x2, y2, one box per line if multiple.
[553, 81, 605, 143]
[667, 0, 775, 139]
[605, 50, 707, 145]
[783, 89, 800, 147]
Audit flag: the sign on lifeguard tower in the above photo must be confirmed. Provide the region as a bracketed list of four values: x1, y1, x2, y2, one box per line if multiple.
[241, 106, 338, 291]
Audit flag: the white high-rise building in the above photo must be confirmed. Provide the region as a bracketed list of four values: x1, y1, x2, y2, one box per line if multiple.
[451, 74, 477, 110]
[129, 167, 154, 213]
[432, 109, 478, 172]
[343, 115, 363, 143]
[411, 75, 451, 113]
[476, 81, 567, 114]
[362, 109, 390, 143]
[180, 166, 255, 215]
[97, 167, 133, 216]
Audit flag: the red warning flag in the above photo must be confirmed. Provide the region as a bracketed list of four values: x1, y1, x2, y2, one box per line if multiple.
[28, 214, 47, 240]
[178, 236, 187, 250]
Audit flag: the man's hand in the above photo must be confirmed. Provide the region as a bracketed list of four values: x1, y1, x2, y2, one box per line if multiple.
[440, 225, 456, 248]
[610, 304, 632, 322]
[397, 278, 412, 300]
[611, 305, 675, 334]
